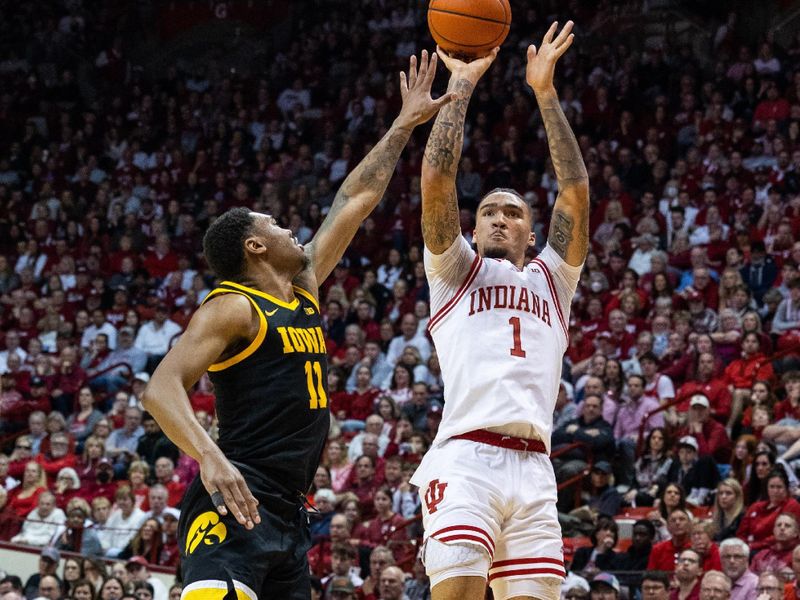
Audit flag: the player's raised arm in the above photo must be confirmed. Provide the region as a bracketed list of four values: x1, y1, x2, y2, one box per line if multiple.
[300, 50, 453, 287]
[527, 21, 589, 267]
[421, 48, 498, 254]
[142, 294, 261, 529]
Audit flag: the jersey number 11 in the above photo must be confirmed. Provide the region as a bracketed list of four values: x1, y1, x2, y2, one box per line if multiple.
[304, 360, 328, 409]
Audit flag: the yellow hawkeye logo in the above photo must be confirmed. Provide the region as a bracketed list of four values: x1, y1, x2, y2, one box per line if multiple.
[264, 308, 278, 317]
[186, 511, 227, 554]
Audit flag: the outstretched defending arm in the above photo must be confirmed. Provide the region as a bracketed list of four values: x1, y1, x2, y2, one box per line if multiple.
[527, 21, 589, 267]
[421, 48, 498, 254]
[300, 50, 453, 289]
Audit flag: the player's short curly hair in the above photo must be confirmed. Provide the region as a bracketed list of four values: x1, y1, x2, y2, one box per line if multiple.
[203, 207, 255, 281]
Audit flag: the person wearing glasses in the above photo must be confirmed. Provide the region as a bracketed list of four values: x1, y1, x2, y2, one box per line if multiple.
[755, 572, 784, 600]
[673, 549, 703, 600]
[641, 571, 670, 600]
[718, 538, 758, 600]
[699, 570, 731, 600]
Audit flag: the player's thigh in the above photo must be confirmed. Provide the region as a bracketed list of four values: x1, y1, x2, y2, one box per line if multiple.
[430, 575, 487, 600]
[181, 580, 257, 600]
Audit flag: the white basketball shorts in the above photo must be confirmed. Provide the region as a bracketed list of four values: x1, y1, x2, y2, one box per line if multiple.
[410, 438, 566, 595]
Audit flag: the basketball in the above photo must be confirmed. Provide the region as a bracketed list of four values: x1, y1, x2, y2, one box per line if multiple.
[428, 0, 511, 60]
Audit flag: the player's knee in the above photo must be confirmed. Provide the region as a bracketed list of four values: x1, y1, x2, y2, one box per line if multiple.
[491, 576, 561, 600]
[424, 537, 491, 588]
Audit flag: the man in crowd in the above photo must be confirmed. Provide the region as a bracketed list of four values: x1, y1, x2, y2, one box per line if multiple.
[641, 571, 670, 600]
[719, 538, 758, 600]
[11, 492, 65, 546]
[647, 508, 692, 571]
[676, 394, 732, 463]
[699, 571, 731, 600]
[673, 549, 703, 600]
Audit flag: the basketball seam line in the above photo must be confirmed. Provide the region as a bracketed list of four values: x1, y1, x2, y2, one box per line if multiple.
[429, 6, 509, 26]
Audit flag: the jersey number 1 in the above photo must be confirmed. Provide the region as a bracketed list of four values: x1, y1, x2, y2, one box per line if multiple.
[508, 316, 526, 358]
[304, 360, 328, 409]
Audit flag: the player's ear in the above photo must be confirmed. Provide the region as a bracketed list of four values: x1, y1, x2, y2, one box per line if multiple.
[528, 231, 536, 248]
[244, 236, 267, 256]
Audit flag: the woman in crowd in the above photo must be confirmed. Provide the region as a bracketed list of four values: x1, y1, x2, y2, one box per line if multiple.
[126, 461, 151, 508]
[81, 558, 107, 594]
[648, 483, 688, 541]
[384, 363, 414, 407]
[118, 517, 164, 564]
[340, 365, 381, 427]
[77, 435, 106, 486]
[72, 580, 95, 600]
[712, 478, 745, 541]
[729, 434, 758, 485]
[61, 557, 84, 598]
[750, 512, 800, 574]
[570, 516, 619, 573]
[8, 460, 47, 518]
[624, 427, 672, 507]
[745, 449, 776, 504]
[42, 411, 74, 455]
[396, 345, 430, 387]
[375, 396, 400, 437]
[53, 467, 82, 509]
[324, 439, 353, 493]
[105, 486, 146, 557]
[737, 468, 800, 552]
[356, 487, 408, 557]
[99, 576, 126, 600]
[66, 386, 104, 444]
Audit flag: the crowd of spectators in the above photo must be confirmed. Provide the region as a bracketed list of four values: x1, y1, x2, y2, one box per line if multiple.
[2, 0, 800, 598]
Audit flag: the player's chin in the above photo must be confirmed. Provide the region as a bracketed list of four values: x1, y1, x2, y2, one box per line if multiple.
[482, 243, 511, 260]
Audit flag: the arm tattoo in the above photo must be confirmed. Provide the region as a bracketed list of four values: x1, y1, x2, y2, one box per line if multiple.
[538, 94, 590, 262]
[422, 78, 475, 251]
[423, 78, 474, 174]
[538, 96, 589, 185]
[549, 209, 574, 259]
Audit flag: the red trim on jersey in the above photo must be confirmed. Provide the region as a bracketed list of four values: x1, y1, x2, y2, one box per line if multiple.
[428, 254, 482, 331]
[431, 524, 496, 552]
[437, 534, 494, 557]
[487, 567, 566, 582]
[531, 258, 569, 341]
[490, 557, 565, 569]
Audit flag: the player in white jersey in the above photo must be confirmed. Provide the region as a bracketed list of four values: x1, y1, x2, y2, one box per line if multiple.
[411, 22, 589, 600]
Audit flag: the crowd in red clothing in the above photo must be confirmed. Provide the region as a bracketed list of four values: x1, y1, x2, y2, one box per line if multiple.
[2, 0, 800, 598]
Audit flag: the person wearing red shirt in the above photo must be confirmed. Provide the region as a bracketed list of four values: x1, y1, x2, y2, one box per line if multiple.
[7, 461, 47, 519]
[37, 432, 78, 484]
[750, 513, 799, 575]
[676, 352, 733, 423]
[307, 512, 351, 579]
[782, 545, 800, 599]
[670, 548, 702, 600]
[142, 234, 179, 280]
[648, 508, 693, 572]
[79, 458, 118, 505]
[355, 487, 408, 557]
[724, 332, 775, 431]
[737, 469, 800, 552]
[675, 395, 732, 464]
[690, 520, 722, 572]
[0, 487, 22, 541]
[753, 84, 790, 128]
[152, 456, 186, 507]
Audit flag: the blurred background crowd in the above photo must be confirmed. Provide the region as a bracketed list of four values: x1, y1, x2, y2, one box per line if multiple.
[2, 0, 800, 599]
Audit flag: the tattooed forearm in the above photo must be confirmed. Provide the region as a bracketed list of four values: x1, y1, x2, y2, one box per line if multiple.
[537, 91, 589, 264]
[538, 95, 589, 186]
[423, 78, 474, 175]
[421, 188, 461, 251]
[421, 77, 475, 253]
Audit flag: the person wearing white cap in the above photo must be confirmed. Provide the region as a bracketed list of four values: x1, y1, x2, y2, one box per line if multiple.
[663, 435, 720, 506]
[675, 394, 732, 463]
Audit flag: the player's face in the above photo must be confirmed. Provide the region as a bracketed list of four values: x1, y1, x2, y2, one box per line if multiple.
[474, 193, 534, 265]
[248, 213, 308, 273]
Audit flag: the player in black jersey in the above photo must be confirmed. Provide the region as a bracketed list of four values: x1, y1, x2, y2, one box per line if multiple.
[142, 51, 453, 600]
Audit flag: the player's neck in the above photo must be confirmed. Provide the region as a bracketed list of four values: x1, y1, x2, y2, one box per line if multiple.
[241, 267, 296, 304]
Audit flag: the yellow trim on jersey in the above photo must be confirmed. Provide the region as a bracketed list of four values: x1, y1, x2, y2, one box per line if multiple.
[181, 580, 256, 600]
[204, 290, 268, 372]
[221, 280, 299, 310]
[292, 285, 319, 312]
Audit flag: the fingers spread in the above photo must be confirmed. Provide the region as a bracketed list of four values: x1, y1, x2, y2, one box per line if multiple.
[543, 21, 558, 44]
[408, 54, 418, 89]
[555, 34, 575, 57]
[417, 49, 429, 85]
[424, 52, 438, 86]
[399, 71, 408, 98]
[554, 20, 574, 46]
[527, 45, 537, 60]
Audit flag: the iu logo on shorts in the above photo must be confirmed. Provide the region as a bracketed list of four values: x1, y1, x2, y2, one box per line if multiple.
[424, 479, 448, 513]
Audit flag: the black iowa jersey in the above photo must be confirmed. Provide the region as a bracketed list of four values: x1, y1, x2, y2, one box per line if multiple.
[201, 280, 330, 497]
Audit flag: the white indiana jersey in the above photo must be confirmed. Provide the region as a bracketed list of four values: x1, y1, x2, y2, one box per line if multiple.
[425, 235, 581, 452]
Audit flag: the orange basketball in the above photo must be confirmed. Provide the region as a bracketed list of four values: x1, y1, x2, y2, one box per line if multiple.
[428, 0, 511, 60]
